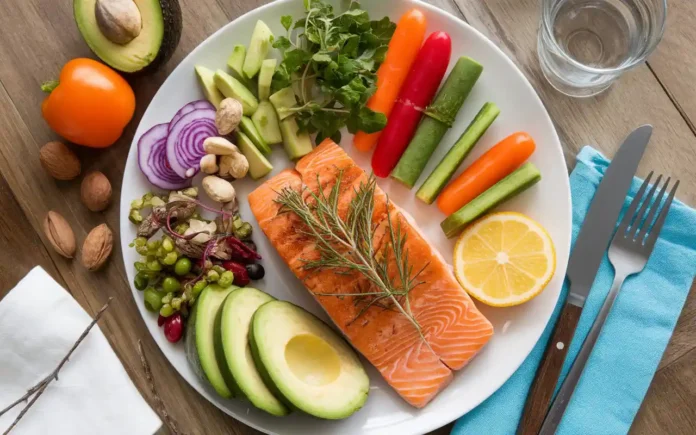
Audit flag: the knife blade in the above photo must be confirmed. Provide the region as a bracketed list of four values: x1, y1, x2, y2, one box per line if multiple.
[517, 125, 652, 435]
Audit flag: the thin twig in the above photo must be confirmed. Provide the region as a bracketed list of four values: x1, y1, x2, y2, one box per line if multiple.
[137, 340, 185, 435]
[1, 298, 113, 435]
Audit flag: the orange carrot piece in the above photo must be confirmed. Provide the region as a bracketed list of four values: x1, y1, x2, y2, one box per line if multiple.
[437, 132, 536, 215]
[353, 9, 427, 152]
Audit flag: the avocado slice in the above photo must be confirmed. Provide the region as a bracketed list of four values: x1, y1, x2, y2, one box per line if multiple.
[74, 0, 182, 75]
[249, 301, 369, 419]
[243, 20, 274, 79]
[252, 101, 283, 145]
[218, 288, 289, 416]
[235, 131, 273, 180]
[239, 116, 271, 155]
[191, 283, 239, 399]
[213, 70, 259, 116]
[279, 117, 313, 161]
[195, 66, 224, 108]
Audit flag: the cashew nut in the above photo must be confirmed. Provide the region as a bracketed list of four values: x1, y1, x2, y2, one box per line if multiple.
[185, 219, 217, 244]
[95, 0, 142, 45]
[202, 176, 236, 203]
[219, 154, 249, 179]
[203, 136, 239, 155]
[216, 98, 243, 135]
[200, 154, 219, 174]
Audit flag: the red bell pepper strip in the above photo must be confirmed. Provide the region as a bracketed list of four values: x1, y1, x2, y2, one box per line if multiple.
[371, 31, 452, 177]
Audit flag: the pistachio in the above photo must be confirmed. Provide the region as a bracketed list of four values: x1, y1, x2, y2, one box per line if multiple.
[202, 176, 236, 203]
[39, 141, 81, 181]
[80, 171, 112, 212]
[200, 154, 219, 174]
[95, 0, 142, 45]
[219, 153, 249, 179]
[81, 224, 114, 271]
[215, 98, 243, 135]
[43, 211, 76, 259]
[203, 136, 239, 155]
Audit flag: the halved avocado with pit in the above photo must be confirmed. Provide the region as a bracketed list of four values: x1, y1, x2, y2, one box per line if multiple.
[74, 0, 182, 74]
[250, 301, 369, 419]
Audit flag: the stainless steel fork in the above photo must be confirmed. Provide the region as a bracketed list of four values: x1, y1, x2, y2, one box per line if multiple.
[539, 172, 680, 435]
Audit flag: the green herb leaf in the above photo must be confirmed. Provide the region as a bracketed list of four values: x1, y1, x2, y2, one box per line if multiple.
[272, 36, 293, 50]
[281, 15, 293, 31]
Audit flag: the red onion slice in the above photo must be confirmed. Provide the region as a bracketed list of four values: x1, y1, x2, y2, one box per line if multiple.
[169, 100, 215, 130]
[137, 123, 191, 190]
[166, 108, 217, 178]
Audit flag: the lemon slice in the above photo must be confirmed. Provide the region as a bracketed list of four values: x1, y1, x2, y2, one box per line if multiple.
[453, 212, 556, 307]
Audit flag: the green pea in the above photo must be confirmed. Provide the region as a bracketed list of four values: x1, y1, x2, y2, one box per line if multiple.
[206, 270, 220, 282]
[162, 238, 174, 253]
[174, 258, 192, 276]
[134, 272, 149, 291]
[162, 252, 178, 266]
[171, 297, 182, 310]
[159, 304, 174, 317]
[144, 288, 163, 312]
[147, 260, 162, 272]
[218, 271, 234, 288]
[192, 280, 207, 297]
[162, 277, 181, 293]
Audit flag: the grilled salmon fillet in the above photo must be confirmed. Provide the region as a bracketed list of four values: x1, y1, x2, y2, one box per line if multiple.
[249, 141, 494, 407]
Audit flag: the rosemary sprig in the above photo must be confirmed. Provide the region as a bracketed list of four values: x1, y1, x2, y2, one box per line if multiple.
[275, 172, 430, 345]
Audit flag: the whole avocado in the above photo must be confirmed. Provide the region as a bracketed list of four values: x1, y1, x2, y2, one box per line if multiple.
[74, 0, 182, 75]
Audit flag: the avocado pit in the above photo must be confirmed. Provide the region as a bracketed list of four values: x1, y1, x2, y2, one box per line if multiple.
[95, 0, 142, 45]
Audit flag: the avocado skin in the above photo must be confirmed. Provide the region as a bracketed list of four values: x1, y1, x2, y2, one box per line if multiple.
[136, 0, 182, 76]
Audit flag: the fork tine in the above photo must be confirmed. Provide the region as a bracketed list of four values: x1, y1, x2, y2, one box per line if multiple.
[629, 174, 662, 240]
[639, 177, 671, 243]
[644, 180, 679, 250]
[617, 172, 653, 238]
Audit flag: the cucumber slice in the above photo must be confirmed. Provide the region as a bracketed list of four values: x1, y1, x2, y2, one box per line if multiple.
[243, 20, 274, 79]
[258, 59, 277, 101]
[279, 117, 313, 160]
[236, 131, 273, 180]
[417, 102, 500, 204]
[441, 163, 541, 238]
[213, 70, 259, 115]
[239, 117, 271, 155]
[269, 87, 298, 120]
[252, 101, 283, 145]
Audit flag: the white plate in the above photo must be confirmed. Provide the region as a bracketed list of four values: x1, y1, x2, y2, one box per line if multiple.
[120, 1, 571, 433]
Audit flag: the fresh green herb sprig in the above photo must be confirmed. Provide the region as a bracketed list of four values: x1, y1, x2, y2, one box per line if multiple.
[273, 0, 395, 143]
[275, 172, 431, 346]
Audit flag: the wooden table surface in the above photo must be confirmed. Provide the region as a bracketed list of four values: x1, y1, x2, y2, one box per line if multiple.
[1, 0, 694, 434]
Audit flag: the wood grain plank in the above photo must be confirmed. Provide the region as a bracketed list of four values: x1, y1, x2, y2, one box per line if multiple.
[646, 1, 696, 134]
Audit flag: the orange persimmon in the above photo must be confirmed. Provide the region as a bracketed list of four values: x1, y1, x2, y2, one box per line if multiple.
[41, 58, 135, 148]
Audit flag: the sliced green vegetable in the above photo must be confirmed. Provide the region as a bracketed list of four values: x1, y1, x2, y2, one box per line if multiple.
[243, 20, 274, 79]
[392, 57, 484, 188]
[279, 117, 313, 160]
[258, 58, 277, 101]
[441, 163, 541, 238]
[269, 87, 297, 120]
[417, 102, 500, 204]
[213, 70, 259, 115]
[236, 131, 273, 180]
[252, 101, 283, 145]
[239, 116, 271, 154]
[227, 45, 247, 80]
[195, 66, 224, 108]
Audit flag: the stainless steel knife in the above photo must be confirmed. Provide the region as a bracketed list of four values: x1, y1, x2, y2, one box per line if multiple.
[516, 125, 653, 435]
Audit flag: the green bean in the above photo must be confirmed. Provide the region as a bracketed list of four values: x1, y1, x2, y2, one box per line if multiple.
[144, 288, 163, 312]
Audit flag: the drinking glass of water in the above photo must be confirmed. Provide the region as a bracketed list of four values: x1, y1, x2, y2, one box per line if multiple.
[538, 0, 667, 97]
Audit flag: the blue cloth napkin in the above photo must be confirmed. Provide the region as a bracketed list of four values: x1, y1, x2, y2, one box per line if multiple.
[453, 146, 696, 435]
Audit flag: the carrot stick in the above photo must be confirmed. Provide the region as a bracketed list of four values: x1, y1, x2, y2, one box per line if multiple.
[437, 132, 536, 215]
[353, 9, 427, 152]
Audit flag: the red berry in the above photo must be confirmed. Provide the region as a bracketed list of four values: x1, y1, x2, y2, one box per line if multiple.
[164, 313, 184, 343]
[157, 315, 166, 327]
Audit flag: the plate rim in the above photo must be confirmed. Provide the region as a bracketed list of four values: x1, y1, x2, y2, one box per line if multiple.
[119, 0, 572, 433]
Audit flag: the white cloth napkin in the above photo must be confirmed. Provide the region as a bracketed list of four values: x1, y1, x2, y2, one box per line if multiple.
[0, 267, 161, 435]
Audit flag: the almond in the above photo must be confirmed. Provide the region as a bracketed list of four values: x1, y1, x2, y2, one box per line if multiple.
[81, 224, 113, 271]
[81, 171, 112, 212]
[43, 211, 76, 259]
[39, 141, 81, 181]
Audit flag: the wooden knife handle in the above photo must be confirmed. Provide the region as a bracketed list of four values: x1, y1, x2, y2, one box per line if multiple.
[517, 303, 583, 435]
